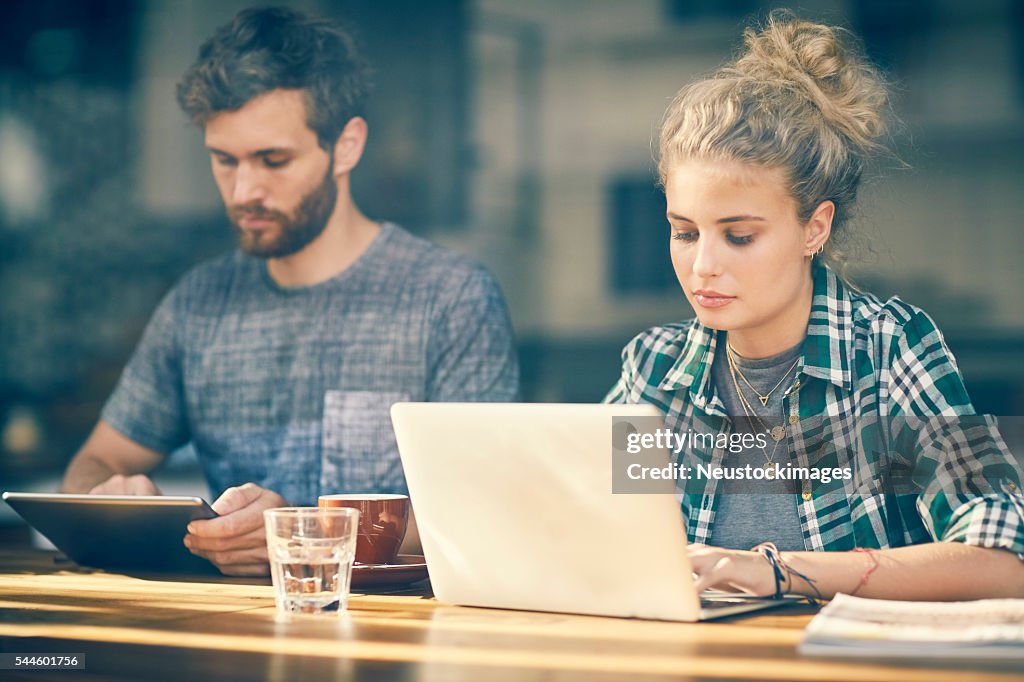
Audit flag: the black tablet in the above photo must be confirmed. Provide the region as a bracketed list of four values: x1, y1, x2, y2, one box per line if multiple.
[2, 492, 221, 575]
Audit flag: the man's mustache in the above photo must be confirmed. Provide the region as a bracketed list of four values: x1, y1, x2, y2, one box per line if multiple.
[228, 204, 287, 222]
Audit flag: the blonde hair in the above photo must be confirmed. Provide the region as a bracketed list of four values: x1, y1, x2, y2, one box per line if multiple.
[659, 11, 890, 275]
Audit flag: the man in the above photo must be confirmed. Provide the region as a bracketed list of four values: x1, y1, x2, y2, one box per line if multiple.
[60, 7, 518, 575]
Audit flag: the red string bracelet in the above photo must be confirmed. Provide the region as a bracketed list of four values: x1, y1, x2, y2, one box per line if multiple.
[849, 547, 879, 596]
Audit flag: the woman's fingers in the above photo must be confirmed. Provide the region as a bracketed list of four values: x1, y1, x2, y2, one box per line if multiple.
[690, 547, 734, 591]
[688, 546, 774, 596]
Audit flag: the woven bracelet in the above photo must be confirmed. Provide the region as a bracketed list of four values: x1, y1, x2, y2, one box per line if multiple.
[751, 542, 786, 599]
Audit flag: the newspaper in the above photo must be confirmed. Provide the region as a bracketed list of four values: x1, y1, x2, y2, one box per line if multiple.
[800, 593, 1024, 658]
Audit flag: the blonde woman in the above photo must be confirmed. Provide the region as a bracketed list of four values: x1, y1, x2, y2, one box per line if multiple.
[606, 12, 1024, 600]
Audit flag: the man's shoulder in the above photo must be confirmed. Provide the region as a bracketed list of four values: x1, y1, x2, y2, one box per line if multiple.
[162, 251, 253, 308]
[379, 223, 498, 291]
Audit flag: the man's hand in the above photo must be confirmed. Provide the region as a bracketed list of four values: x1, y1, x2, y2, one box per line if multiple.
[184, 483, 285, 576]
[89, 474, 162, 496]
[61, 421, 166, 494]
[687, 545, 777, 596]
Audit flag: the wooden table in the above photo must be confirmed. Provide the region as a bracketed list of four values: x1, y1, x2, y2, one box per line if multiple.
[0, 548, 1020, 681]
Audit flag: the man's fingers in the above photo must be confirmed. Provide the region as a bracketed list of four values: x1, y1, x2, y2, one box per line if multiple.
[189, 510, 260, 539]
[89, 474, 161, 496]
[191, 483, 286, 540]
[218, 562, 271, 577]
[192, 489, 267, 538]
[188, 545, 269, 570]
[132, 478, 161, 495]
[185, 525, 265, 552]
[210, 483, 264, 516]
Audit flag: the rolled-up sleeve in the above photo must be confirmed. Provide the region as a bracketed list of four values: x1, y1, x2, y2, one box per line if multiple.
[887, 310, 1024, 557]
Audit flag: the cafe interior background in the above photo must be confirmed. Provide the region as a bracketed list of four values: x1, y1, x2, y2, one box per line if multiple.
[1, 0, 1023, 545]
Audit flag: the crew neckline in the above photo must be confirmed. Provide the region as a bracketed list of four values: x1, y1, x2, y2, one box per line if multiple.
[724, 334, 804, 371]
[256, 222, 394, 295]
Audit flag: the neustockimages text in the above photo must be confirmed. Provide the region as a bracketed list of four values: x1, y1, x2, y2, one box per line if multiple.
[625, 461, 852, 483]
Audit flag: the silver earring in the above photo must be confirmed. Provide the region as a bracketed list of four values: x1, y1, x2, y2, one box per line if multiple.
[814, 243, 825, 256]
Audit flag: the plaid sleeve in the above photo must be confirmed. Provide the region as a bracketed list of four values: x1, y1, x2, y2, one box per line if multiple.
[601, 328, 670, 405]
[939, 494, 1024, 555]
[602, 324, 696, 406]
[911, 414, 1024, 556]
[602, 339, 635, 405]
[887, 310, 1024, 557]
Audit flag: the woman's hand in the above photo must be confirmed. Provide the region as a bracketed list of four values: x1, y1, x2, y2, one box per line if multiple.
[687, 544, 779, 597]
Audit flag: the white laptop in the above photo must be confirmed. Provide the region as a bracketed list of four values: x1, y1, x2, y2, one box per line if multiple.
[390, 402, 798, 621]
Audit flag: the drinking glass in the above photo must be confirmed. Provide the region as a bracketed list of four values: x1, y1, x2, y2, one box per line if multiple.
[264, 507, 360, 616]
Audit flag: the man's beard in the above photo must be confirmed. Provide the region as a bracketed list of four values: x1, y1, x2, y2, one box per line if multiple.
[228, 167, 338, 259]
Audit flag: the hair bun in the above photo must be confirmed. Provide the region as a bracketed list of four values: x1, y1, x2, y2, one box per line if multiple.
[730, 11, 888, 152]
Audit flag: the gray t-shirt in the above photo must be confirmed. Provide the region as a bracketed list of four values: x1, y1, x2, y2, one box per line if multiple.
[708, 336, 806, 551]
[101, 223, 519, 504]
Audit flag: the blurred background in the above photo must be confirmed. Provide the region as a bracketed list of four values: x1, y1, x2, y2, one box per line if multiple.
[2, 0, 1023, 541]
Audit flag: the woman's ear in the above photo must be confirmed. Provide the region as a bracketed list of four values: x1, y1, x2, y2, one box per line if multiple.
[331, 116, 368, 177]
[804, 200, 835, 256]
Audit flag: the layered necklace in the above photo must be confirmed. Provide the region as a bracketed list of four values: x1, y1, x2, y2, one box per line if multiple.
[727, 342, 799, 409]
[725, 341, 799, 474]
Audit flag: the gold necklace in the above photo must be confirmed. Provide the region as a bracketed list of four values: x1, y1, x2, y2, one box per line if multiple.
[725, 349, 784, 474]
[726, 342, 800, 407]
[724, 347, 791, 442]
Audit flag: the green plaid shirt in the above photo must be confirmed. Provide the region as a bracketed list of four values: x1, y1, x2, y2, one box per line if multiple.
[605, 265, 1024, 556]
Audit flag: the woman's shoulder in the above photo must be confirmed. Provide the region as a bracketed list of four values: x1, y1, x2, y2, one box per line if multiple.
[846, 285, 944, 341]
[608, 320, 704, 400]
[619, 320, 700, 360]
[844, 286, 962, 393]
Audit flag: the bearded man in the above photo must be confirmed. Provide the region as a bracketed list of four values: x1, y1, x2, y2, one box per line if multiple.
[60, 7, 518, 575]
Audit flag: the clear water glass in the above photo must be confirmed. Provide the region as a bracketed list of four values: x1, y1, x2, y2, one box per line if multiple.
[264, 507, 360, 616]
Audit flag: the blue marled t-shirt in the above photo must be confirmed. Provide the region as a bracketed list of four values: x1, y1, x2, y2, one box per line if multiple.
[101, 223, 519, 504]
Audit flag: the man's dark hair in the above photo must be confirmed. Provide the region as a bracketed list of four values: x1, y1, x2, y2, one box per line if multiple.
[176, 6, 371, 150]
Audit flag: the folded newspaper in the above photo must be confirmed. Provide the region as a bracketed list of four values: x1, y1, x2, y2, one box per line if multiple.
[800, 593, 1024, 658]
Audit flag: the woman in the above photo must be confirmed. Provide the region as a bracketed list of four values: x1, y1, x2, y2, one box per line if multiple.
[606, 12, 1024, 600]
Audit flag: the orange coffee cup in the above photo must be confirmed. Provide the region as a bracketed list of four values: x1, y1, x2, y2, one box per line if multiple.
[318, 494, 409, 565]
